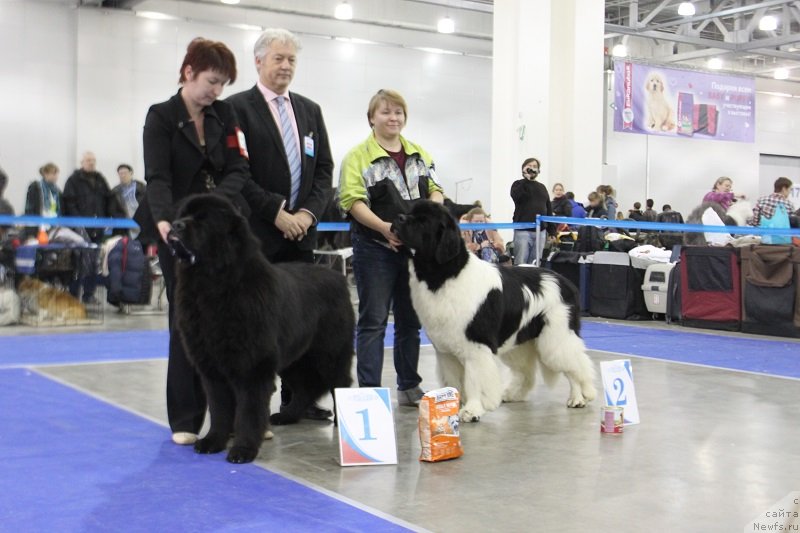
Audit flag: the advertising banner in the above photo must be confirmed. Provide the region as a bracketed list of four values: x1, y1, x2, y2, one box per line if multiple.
[613, 60, 755, 143]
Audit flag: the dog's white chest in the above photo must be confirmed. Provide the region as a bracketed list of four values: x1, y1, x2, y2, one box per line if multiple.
[408, 257, 502, 350]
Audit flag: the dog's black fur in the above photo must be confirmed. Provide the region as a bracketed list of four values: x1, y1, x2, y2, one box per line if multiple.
[171, 194, 353, 463]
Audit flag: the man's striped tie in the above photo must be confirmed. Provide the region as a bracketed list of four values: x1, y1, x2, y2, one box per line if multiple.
[276, 95, 301, 209]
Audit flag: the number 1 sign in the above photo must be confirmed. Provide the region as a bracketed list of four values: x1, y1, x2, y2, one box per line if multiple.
[600, 360, 640, 425]
[334, 388, 398, 466]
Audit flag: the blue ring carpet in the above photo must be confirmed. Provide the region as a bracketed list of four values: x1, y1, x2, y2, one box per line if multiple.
[0, 323, 797, 378]
[0, 367, 410, 532]
[580, 321, 800, 379]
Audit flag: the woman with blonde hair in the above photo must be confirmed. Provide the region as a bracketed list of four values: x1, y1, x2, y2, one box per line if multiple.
[338, 88, 445, 407]
[703, 176, 745, 210]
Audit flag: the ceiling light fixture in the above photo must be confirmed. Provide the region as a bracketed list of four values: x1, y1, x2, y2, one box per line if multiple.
[334, 2, 353, 21]
[759, 15, 778, 31]
[437, 17, 455, 34]
[220, 0, 240, 5]
[707, 57, 723, 70]
[611, 43, 628, 57]
[229, 23, 262, 31]
[677, 2, 696, 17]
[135, 11, 177, 20]
[774, 68, 790, 80]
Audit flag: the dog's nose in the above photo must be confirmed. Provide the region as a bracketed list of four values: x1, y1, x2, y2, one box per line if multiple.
[172, 220, 186, 232]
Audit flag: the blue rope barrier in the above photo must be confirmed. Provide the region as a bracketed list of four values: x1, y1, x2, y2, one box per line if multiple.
[0, 215, 138, 229]
[315, 222, 538, 232]
[535, 215, 800, 236]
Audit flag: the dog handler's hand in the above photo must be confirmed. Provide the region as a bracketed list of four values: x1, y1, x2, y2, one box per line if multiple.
[157, 221, 172, 243]
[293, 211, 314, 241]
[380, 221, 403, 251]
[275, 209, 305, 240]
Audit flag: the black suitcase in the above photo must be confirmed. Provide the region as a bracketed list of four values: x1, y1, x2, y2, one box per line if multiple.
[589, 251, 648, 320]
[741, 245, 800, 337]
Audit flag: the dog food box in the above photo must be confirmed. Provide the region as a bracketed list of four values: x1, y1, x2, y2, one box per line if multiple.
[418, 387, 463, 462]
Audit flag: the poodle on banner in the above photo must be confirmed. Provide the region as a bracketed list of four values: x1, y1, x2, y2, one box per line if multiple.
[613, 60, 755, 143]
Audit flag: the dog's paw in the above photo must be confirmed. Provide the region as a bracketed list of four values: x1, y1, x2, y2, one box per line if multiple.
[269, 412, 300, 426]
[566, 395, 587, 408]
[194, 435, 227, 454]
[459, 408, 481, 423]
[226, 446, 258, 464]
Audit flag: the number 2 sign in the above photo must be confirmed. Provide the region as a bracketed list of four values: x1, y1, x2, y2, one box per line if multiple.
[600, 360, 640, 425]
[334, 388, 398, 466]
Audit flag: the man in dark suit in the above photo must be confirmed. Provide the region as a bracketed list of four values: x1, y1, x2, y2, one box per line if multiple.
[228, 28, 334, 420]
[228, 28, 333, 264]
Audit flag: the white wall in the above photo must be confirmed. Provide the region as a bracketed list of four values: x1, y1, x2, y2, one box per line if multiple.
[0, 1, 492, 214]
[0, 1, 78, 208]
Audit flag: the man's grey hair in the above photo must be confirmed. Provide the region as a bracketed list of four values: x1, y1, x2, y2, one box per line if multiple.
[254, 28, 302, 59]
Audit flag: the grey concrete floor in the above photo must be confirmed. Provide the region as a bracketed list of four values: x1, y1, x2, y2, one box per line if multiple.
[18, 304, 800, 533]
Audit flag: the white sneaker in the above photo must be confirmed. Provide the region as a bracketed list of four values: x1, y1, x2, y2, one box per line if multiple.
[172, 432, 198, 445]
[397, 386, 425, 407]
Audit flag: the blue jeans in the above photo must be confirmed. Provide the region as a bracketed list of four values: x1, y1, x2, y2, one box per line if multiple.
[351, 232, 422, 391]
[513, 230, 545, 265]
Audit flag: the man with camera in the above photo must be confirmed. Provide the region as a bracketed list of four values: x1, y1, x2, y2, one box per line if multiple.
[510, 157, 552, 265]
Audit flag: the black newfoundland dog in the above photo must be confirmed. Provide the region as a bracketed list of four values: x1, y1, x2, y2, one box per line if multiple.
[393, 201, 596, 422]
[170, 194, 354, 463]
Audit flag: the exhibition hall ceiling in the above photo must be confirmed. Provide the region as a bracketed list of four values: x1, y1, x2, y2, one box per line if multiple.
[79, 0, 800, 81]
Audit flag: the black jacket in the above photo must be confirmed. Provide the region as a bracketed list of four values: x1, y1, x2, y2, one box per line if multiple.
[551, 195, 573, 217]
[62, 169, 113, 242]
[510, 178, 552, 230]
[227, 86, 333, 256]
[134, 90, 270, 243]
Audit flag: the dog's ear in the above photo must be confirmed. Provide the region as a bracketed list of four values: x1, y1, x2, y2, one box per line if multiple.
[434, 222, 462, 264]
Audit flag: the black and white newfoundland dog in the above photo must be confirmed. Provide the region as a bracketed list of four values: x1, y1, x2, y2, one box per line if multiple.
[170, 194, 354, 463]
[393, 201, 596, 422]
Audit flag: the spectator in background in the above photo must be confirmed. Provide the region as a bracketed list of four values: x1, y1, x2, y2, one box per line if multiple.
[461, 207, 505, 263]
[25, 163, 61, 219]
[628, 201, 645, 221]
[24, 163, 63, 241]
[62, 151, 113, 304]
[656, 204, 684, 224]
[703, 176, 745, 210]
[643, 198, 657, 222]
[586, 191, 608, 219]
[565, 191, 586, 218]
[0, 166, 13, 215]
[111, 164, 146, 219]
[750, 177, 794, 226]
[551, 182, 572, 217]
[510, 157, 551, 265]
[63, 151, 113, 244]
[597, 185, 617, 221]
[616, 212, 625, 220]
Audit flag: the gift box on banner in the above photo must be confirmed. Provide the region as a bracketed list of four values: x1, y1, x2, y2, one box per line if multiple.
[693, 104, 718, 135]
